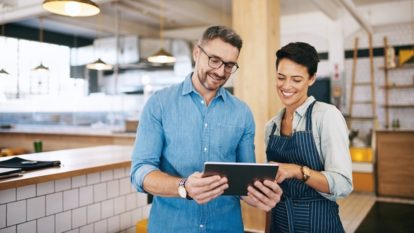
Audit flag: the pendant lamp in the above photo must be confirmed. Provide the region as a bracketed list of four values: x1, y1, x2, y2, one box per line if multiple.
[86, 58, 113, 70]
[147, 0, 175, 64]
[0, 68, 9, 75]
[33, 18, 50, 73]
[42, 0, 100, 17]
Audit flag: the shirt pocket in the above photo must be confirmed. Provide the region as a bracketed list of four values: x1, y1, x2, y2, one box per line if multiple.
[211, 124, 244, 161]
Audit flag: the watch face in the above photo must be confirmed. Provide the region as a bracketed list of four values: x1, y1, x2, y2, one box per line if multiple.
[178, 186, 187, 198]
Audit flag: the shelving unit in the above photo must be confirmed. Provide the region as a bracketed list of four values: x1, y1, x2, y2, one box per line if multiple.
[381, 36, 414, 128]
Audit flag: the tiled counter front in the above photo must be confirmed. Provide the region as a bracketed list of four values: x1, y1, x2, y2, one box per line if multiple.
[0, 146, 150, 233]
[0, 167, 150, 233]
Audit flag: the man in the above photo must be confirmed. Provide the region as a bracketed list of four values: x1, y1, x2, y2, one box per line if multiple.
[130, 25, 282, 233]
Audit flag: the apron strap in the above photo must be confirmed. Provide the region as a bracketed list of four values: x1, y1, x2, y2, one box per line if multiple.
[305, 101, 317, 131]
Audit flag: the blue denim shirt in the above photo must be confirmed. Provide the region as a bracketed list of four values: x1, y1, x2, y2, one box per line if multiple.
[130, 74, 256, 233]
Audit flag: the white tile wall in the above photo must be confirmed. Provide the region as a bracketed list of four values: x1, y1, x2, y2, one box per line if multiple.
[27, 196, 45, 220]
[0, 226, 15, 233]
[101, 199, 114, 219]
[119, 178, 131, 195]
[79, 186, 93, 206]
[126, 193, 137, 211]
[55, 178, 71, 192]
[16, 220, 36, 233]
[72, 175, 86, 188]
[107, 180, 119, 198]
[113, 168, 125, 179]
[101, 170, 113, 182]
[114, 196, 126, 215]
[55, 211, 71, 233]
[107, 215, 120, 233]
[37, 182, 54, 196]
[87, 203, 100, 224]
[79, 224, 93, 233]
[46, 193, 63, 215]
[93, 183, 107, 202]
[63, 189, 79, 211]
[7, 200, 26, 226]
[120, 212, 131, 230]
[16, 185, 35, 201]
[37, 216, 54, 233]
[72, 207, 86, 228]
[0, 167, 149, 233]
[86, 173, 100, 185]
[0, 189, 16, 204]
[0, 205, 6, 228]
[94, 220, 107, 233]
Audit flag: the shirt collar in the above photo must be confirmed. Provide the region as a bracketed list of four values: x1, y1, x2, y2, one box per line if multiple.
[272, 96, 316, 123]
[181, 72, 227, 101]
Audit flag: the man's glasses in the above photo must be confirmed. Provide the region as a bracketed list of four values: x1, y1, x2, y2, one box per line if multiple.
[197, 45, 239, 74]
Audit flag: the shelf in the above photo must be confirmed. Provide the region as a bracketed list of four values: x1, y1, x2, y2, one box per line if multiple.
[354, 82, 372, 86]
[381, 104, 414, 108]
[352, 100, 374, 104]
[379, 63, 414, 70]
[347, 116, 376, 121]
[380, 84, 414, 89]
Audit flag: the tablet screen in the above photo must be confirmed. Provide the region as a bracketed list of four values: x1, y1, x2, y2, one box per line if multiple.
[202, 162, 278, 196]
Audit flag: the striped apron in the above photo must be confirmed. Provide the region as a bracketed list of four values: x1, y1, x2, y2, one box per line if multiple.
[266, 101, 345, 233]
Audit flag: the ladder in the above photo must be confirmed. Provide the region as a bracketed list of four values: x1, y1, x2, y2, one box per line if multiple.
[348, 36, 377, 130]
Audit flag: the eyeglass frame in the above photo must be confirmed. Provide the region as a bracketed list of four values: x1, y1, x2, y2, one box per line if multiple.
[197, 45, 239, 74]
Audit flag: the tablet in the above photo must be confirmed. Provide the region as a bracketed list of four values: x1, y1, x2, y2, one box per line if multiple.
[202, 162, 278, 196]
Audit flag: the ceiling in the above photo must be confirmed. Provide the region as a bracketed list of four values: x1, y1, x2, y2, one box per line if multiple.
[0, 0, 402, 42]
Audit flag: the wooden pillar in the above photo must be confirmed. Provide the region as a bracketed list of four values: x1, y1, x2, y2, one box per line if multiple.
[232, 0, 281, 231]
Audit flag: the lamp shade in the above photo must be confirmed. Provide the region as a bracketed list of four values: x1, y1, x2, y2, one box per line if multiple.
[42, 0, 100, 17]
[32, 63, 50, 73]
[86, 58, 113, 70]
[0, 68, 9, 75]
[147, 48, 176, 64]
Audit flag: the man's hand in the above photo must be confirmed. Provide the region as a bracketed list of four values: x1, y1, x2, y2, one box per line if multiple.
[185, 172, 228, 204]
[242, 180, 282, 212]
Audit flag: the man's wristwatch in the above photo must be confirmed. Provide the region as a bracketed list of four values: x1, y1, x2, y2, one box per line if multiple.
[301, 166, 311, 182]
[178, 178, 189, 199]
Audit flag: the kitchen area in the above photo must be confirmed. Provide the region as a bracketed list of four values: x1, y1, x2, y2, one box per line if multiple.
[1, 0, 414, 233]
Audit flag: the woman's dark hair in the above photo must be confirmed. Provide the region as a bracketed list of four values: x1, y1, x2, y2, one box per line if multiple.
[275, 42, 320, 76]
[199, 25, 243, 51]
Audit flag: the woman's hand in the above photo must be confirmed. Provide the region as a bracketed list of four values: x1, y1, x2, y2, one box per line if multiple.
[273, 162, 302, 183]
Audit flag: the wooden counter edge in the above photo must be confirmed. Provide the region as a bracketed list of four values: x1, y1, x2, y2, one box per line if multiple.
[0, 161, 131, 190]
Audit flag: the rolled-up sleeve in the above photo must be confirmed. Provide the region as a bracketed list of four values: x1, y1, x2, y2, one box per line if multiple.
[130, 93, 164, 193]
[319, 107, 353, 201]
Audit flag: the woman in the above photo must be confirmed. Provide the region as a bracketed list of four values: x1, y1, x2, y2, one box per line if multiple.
[266, 42, 353, 233]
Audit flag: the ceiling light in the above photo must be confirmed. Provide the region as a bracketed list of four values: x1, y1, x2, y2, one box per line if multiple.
[32, 18, 50, 73]
[148, 48, 176, 64]
[32, 62, 50, 73]
[42, 0, 100, 17]
[0, 68, 9, 75]
[86, 58, 113, 70]
[147, 0, 175, 64]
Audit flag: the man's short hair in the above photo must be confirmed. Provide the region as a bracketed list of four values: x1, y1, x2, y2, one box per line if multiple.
[199, 25, 243, 51]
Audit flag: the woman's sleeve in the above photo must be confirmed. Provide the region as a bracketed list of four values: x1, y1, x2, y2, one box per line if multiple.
[318, 107, 353, 201]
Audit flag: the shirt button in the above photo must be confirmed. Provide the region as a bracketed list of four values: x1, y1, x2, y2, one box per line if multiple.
[201, 100, 204, 104]
[204, 123, 208, 128]
[204, 147, 207, 152]
[199, 224, 204, 228]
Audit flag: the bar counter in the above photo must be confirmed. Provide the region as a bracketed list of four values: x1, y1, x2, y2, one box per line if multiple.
[0, 145, 149, 233]
[0, 125, 136, 153]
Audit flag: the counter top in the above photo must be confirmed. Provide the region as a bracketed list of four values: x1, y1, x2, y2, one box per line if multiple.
[375, 129, 414, 133]
[0, 145, 133, 190]
[0, 124, 136, 137]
